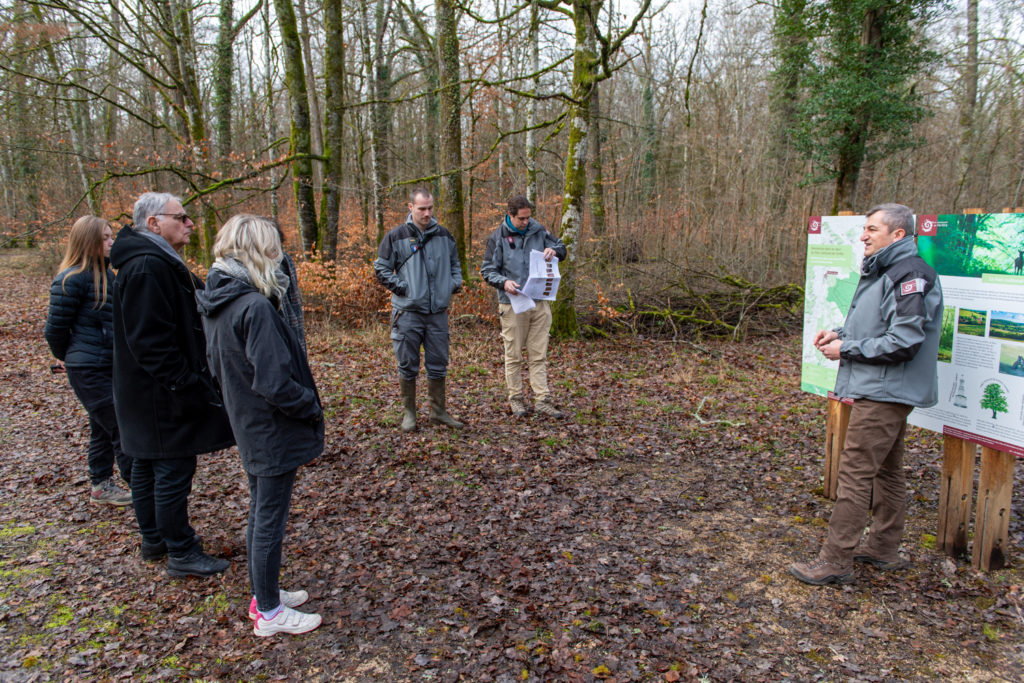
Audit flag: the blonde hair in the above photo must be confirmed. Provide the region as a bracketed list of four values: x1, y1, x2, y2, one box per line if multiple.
[213, 214, 286, 300]
[58, 216, 110, 309]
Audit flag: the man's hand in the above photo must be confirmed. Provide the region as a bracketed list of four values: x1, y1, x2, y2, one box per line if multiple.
[542, 247, 556, 261]
[819, 339, 842, 361]
[504, 279, 521, 295]
[813, 329, 838, 349]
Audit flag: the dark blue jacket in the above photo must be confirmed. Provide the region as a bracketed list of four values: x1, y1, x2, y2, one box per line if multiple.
[45, 265, 114, 367]
[197, 269, 323, 477]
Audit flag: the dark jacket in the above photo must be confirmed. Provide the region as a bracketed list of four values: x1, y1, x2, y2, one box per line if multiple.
[374, 217, 462, 314]
[109, 228, 235, 459]
[480, 217, 567, 304]
[45, 264, 114, 367]
[197, 269, 323, 477]
[834, 236, 943, 407]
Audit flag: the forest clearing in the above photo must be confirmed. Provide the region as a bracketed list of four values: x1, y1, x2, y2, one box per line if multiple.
[1, 251, 1022, 681]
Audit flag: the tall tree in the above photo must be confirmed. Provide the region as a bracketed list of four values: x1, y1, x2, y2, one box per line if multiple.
[546, 0, 651, 337]
[321, 0, 345, 260]
[792, 0, 938, 213]
[273, 0, 319, 254]
[437, 0, 468, 278]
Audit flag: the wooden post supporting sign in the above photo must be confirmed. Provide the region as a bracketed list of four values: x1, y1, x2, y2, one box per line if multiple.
[824, 396, 852, 500]
[972, 447, 1015, 571]
[936, 435, 975, 556]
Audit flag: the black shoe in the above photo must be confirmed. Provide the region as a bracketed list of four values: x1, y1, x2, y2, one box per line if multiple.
[166, 549, 230, 577]
[141, 540, 168, 561]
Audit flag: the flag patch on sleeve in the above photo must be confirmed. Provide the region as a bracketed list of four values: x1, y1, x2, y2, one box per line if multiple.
[899, 278, 926, 296]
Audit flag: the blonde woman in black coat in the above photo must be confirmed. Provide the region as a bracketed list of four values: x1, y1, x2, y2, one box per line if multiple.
[197, 215, 323, 637]
[45, 216, 132, 505]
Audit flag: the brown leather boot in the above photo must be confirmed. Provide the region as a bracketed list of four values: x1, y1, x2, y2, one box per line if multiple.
[427, 378, 463, 428]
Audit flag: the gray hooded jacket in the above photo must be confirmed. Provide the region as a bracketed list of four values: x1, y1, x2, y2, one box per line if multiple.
[480, 217, 567, 305]
[833, 236, 943, 407]
[374, 216, 462, 314]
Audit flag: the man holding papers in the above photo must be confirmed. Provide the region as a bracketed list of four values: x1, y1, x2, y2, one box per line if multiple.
[480, 195, 568, 418]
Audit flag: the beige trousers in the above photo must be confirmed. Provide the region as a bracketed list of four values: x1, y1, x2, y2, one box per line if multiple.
[498, 300, 552, 401]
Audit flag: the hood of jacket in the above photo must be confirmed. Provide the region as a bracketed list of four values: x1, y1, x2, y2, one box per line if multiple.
[196, 268, 257, 317]
[110, 225, 184, 271]
[405, 214, 440, 236]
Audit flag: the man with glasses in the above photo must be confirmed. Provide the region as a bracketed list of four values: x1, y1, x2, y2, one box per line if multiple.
[480, 195, 567, 418]
[110, 192, 235, 577]
[790, 203, 943, 586]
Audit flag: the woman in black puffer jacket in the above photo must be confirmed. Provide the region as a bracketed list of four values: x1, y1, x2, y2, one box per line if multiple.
[45, 216, 132, 506]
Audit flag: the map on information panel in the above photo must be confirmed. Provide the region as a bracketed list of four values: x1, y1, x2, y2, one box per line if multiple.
[801, 213, 1024, 456]
[800, 215, 865, 397]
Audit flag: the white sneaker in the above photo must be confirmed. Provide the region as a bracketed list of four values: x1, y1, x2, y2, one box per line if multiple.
[253, 605, 322, 637]
[248, 589, 310, 620]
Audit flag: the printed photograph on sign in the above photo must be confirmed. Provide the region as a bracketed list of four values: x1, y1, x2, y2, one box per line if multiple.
[989, 310, 1024, 342]
[915, 213, 1024, 278]
[998, 343, 1024, 378]
[957, 308, 987, 336]
[938, 306, 955, 362]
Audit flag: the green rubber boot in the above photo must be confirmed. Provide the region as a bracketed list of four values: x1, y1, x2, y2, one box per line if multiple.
[427, 377, 463, 429]
[399, 378, 417, 432]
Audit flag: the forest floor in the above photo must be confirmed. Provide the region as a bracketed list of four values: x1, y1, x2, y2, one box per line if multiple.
[0, 249, 1022, 682]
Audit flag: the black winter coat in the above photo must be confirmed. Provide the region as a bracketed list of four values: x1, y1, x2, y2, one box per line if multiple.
[109, 228, 235, 459]
[197, 269, 323, 477]
[44, 265, 114, 367]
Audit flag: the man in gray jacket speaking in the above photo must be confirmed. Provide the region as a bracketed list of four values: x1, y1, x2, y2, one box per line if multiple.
[791, 203, 943, 586]
[374, 188, 463, 432]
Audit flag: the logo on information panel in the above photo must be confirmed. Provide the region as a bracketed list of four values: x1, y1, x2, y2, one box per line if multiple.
[808, 216, 821, 234]
[917, 215, 938, 236]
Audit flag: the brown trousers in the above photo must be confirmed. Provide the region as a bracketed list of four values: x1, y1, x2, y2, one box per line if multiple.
[821, 398, 914, 566]
[498, 300, 552, 402]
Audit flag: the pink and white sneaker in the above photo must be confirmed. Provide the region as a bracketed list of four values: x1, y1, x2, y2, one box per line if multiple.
[248, 589, 310, 620]
[253, 605, 322, 637]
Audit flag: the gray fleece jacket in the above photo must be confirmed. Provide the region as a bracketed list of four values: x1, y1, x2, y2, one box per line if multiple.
[833, 236, 943, 407]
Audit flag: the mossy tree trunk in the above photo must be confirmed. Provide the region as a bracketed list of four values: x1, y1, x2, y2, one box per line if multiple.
[321, 0, 345, 261]
[273, 0, 319, 255]
[437, 0, 468, 280]
[550, 0, 596, 338]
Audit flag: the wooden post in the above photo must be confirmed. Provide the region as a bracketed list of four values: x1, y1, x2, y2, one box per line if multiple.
[824, 396, 852, 500]
[972, 448, 1015, 571]
[936, 436, 975, 556]
[820, 210, 858, 501]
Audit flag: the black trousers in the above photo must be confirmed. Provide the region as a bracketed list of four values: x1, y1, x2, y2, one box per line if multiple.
[66, 366, 132, 486]
[131, 456, 200, 556]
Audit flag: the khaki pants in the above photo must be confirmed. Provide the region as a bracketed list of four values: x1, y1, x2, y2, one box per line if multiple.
[498, 300, 552, 402]
[821, 398, 914, 565]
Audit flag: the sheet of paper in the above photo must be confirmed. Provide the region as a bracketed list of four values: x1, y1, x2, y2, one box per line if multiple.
[508, 290, 536, 313]
[520, 250, 560, 301]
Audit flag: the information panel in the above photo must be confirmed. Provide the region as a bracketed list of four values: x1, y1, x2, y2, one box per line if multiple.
[800, 213, 1024, 456]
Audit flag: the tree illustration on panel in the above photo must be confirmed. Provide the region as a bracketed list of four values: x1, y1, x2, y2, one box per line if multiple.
[979, 382, 1008, 419]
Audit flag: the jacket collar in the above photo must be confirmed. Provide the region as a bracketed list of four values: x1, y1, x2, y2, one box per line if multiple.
[862, 235, 918, 277]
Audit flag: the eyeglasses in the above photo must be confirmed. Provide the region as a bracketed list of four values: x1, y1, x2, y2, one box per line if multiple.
[155, 213, 191, 223]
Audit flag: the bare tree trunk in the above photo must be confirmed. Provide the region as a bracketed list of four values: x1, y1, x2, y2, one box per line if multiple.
[954, 0, 978, 210]
[262, 0, 280, 222]
[297, 0, 324, 194]
[526, 0, 539, 205]
[273, 0, 319, 254]
[437, 0, 468, 279]
[359, 0, 394, 243]
[586, 0, 606, 237]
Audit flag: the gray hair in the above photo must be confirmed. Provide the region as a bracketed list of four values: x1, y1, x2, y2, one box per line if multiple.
[866, 203, 915, 236]
[133, 192, 179, 232]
